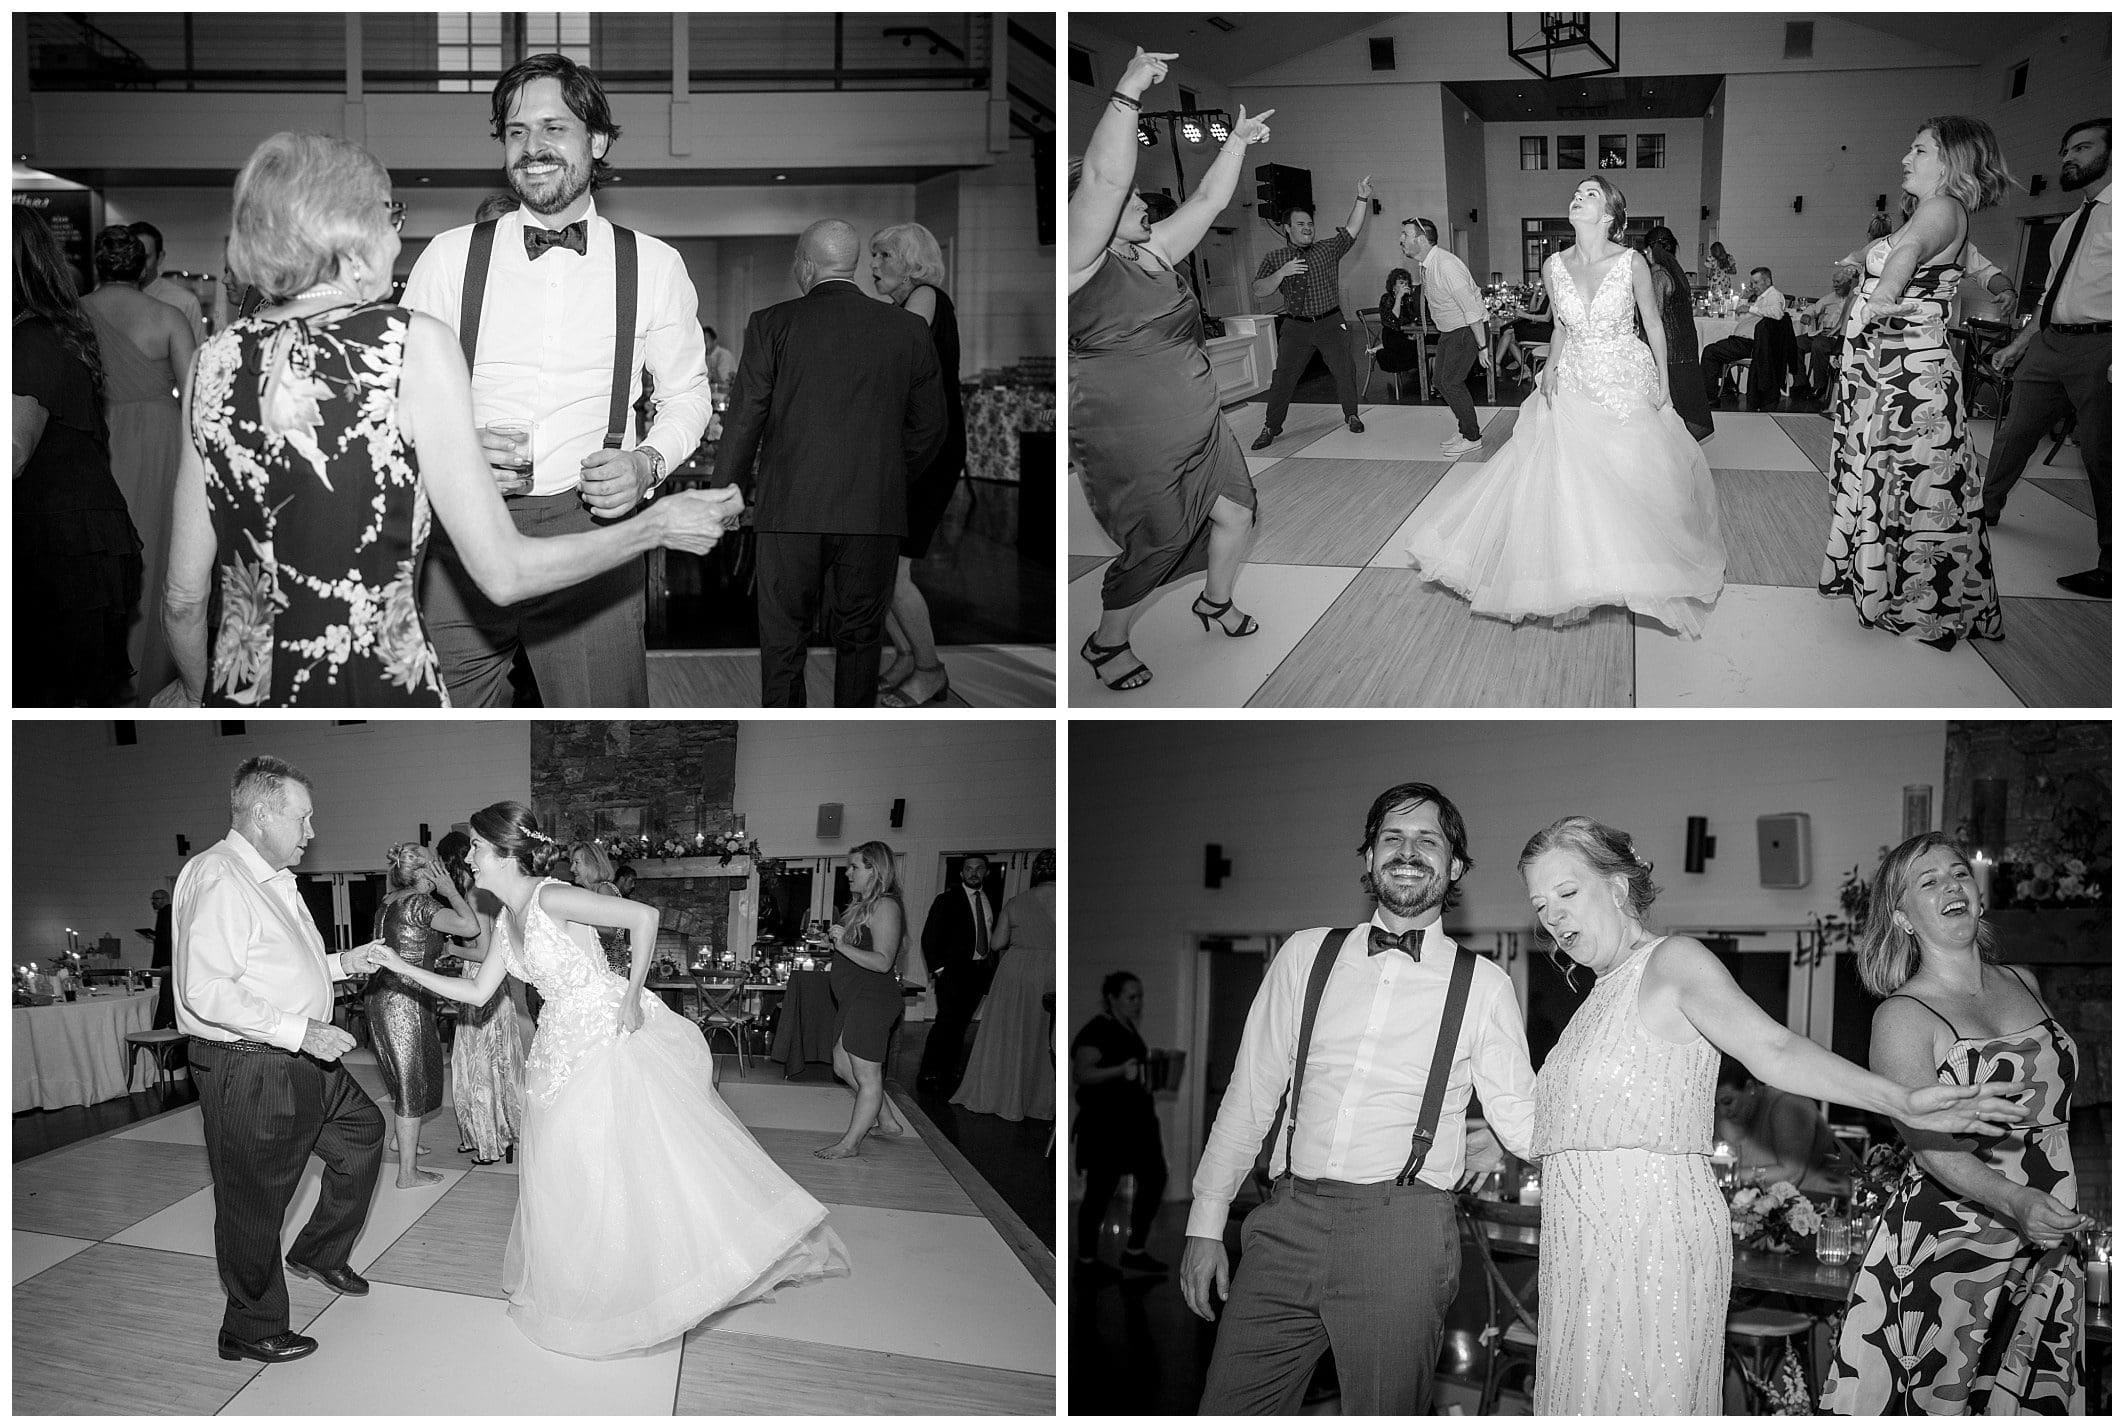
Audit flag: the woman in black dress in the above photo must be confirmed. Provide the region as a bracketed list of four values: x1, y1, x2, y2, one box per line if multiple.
[1648, 226, 1715, 441]
[1069, 46, 1273, 692]
[368, 842, 481, 1187]
[12, 205, 143, 706]
[870, 223, 966, 708]
[817, 840, 910, 1159]
[1369, 267, 1426, 385]
[1072, 971, 1169, 1281]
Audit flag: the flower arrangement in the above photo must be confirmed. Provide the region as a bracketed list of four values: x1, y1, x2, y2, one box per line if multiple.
[1995, 842, 2106, 908]
[1730, 1180, 1824, 1254]
[597, 826, 766, 868]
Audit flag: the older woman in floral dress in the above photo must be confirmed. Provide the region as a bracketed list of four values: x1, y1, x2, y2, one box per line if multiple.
[160, 131, 738, 706]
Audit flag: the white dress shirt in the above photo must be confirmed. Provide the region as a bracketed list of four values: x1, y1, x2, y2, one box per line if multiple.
[143, 275, 206, 345]
[1734, 284, 1787, 338]
[1419, 247, 1488, 335]
[2045, 184, 2111, 325]
[401, 199, 713, 497]
[1187, 914, 1539, 1239]
[172, 830, 356, 1051]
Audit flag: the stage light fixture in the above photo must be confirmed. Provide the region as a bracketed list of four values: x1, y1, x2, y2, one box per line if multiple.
[1208, 115, 1231, 142]
[1137, 120, 1157, 147]
[1179, 116, 1205, 144]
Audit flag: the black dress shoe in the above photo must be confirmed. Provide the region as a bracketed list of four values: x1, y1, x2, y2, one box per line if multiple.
[1346, 415, 1365, 434]
[218, 1329, 318, 1364]
[2057, 568, 2111, 599]
[285, 1259, 369, 1295]
[1251, 428, 1278, 451]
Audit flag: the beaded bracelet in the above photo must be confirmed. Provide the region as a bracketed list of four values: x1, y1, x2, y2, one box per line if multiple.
[1109, 90, 1141, 110]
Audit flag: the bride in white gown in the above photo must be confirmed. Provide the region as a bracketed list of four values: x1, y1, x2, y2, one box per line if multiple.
[369, 801, 849, 1359]
[1407, 176, 1725, 637]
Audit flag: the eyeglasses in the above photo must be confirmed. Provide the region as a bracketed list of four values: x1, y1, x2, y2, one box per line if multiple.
[383, 201, 406, 233]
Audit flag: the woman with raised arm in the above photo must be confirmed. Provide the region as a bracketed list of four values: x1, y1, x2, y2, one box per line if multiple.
[1519, 817, 2030, 1413]
[365, 801, 847, 1358]
[367, 841, 482, 1188]
[1070, 46, 1272, 692]
[1407, 176, 1726, 637]
[435, 830, 522, 1166]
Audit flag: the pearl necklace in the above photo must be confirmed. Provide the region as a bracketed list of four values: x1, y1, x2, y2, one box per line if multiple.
[290, 282, 358, 306]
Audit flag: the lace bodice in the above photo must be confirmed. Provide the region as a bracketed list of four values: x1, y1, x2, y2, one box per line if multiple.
[500, 878, 632, 1107]
[1547, 248, 1662, 421]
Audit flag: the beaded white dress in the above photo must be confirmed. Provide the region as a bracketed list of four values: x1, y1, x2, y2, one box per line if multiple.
[1406, 248, 1726, 636]
[1530, 938, 1726, 1413]
[499, 880, 849, 1358]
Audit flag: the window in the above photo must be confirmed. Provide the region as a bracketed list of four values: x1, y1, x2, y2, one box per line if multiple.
[1636, 133, 1666, 170]
[1557, 134, 1585, 169]
[437, 12, 505, 92]
[1068, 45, 1095, 89]
[1520, 135, 1548, 171]
[2009, 59, 2029, 100]
[1179, 86, 1198, 112]
[522, 12, 592, 63]
[1598, 134, 1627, 169]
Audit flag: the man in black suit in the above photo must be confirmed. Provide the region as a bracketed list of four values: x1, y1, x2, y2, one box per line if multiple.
[917, 854, 1000, 1093]
[714, 219, 949, 706]
[149, 888, 175, 1029]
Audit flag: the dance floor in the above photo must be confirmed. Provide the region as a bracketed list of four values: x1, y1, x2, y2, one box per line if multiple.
[13, 1050, 1054, 1416]
[1068, 403, 2108, 707]
[648, 644, 1057, 707]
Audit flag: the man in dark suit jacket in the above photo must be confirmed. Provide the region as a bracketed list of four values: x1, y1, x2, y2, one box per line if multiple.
[714, 219, 949, 706]
[149, 888, 176, 1029]
[916, 854, 999, 1093]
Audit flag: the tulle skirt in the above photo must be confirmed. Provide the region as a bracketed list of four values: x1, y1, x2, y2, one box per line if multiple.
[504, 995, 850, 1358]
[1407, 383, 1726, 637]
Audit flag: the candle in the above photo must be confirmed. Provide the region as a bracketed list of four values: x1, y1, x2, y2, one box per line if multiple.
[1971, 853, 1994, 909]
[2089, 1261, 2111, 1307]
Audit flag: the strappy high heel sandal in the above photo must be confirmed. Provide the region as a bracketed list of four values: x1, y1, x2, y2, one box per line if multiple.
[1191, 594, 1259, 638]
[1080, 635, 1152, 691]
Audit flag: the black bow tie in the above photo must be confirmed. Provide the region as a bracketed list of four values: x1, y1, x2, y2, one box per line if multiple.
[524, 221, 588, 260]
[1368, 926, 1426, 960]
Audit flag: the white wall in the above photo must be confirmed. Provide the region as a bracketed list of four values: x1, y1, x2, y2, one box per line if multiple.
[1485, 119, 1706, 279]
[1961, 13, 2114, 283]
[736, 720, 1055, 930]
[1069, 720, 1948, 1197]
[12, 722, 532, 965]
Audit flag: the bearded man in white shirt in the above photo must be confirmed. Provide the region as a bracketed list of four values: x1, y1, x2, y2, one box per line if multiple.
[404, 54, 724, 707]
[176, 756, 386, 1365]
[1181, 781, 1538, 1414]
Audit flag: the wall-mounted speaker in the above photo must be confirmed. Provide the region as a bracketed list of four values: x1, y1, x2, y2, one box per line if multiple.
[1205, 843, 1233, 889]
[419, 823, 430, 846]
[889, 798, 905, 829]
[1756, 813, 1811, 889]
[1684, 816, 1717, 873]
[816, 803, 843, 840]
[176, 835, 190, 857]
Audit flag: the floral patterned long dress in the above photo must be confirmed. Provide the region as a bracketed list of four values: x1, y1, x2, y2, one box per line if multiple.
[188, 302, 447, 704]
[1818, 235, 2001, 649]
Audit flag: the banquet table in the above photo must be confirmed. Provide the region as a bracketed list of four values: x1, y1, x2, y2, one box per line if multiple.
[1695, 314, 1746, 351]
[14, 989, 158, 1111]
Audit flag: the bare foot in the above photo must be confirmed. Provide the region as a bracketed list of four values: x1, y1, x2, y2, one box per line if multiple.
[867, 1119, 905, 1139]
[395, 1166, 444, 1189]
[388, 1141, 430, 1160]
[814, 1142, 862, 1160]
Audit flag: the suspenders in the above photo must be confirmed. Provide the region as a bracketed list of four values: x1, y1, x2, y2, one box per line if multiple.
[1267, 927, 1480, 1189]
[458, 218, 640, 453]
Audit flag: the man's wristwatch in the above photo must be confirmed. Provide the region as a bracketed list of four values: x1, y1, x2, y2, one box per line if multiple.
[636, 444, 666, 499]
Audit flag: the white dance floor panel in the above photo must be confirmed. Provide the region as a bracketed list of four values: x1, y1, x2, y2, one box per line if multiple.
[1068, 403, 2107, 708]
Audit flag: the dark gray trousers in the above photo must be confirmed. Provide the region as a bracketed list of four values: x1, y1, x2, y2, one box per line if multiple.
[1433, 326, 1484, 441]
[1198, 1176, 1459, 1415]
[1980, 327, 2111, 567]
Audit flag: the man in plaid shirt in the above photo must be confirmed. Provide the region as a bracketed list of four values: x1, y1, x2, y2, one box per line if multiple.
[1251, 175, 1375, 449]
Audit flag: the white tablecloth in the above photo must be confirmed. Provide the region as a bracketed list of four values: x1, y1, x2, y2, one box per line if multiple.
[1696, 315, 1745, 350]
[13, 989, 157, 1111]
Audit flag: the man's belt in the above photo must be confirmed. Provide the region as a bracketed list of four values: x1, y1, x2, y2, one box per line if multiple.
[1290, 307, 1343, 323]
[2047, 321, 2111, 335]
[201, 1037, 298, 1056]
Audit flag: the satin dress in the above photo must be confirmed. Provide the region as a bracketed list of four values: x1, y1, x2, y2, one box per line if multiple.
[368, 894, 447, 1118]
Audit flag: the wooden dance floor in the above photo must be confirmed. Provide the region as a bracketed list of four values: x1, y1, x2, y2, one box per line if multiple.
[13, 1050, 1054, 1416]
[1069, 402, 2108, 707]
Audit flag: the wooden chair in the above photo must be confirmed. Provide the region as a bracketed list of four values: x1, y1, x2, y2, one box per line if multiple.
[691, 972, 756, 1076]
[1726, 1306, 1820, 1412]
[124, 1029, 189, 1091]
[1458, 1199, 1541, 1413]
[1354, 307, 1402, 402]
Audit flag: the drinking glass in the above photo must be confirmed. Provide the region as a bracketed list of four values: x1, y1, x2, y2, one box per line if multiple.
[1816, 1213, 1853, 1265]
[481, 419, 535, 495]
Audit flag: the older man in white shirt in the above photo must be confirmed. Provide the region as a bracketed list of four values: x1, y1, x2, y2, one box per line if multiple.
[1400, 218, 1493, 460]
[1699, 265, 1788, 405]
[404, 53, 717, 707]
[176, 756, 385, 1365]
[1180, 782, 1536, 1414]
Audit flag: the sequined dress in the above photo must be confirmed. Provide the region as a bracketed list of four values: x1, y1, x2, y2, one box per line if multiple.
[1531, 938, 1726, 1413]
[367, 894, 446, 1118]
[497, 879, 850, 1358]
[1407, 248, 1726, 636]
[1822, 976, 2083, 1413]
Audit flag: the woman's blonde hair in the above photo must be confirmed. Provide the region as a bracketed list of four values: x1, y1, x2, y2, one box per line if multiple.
[571, 841, 615, 888]
[1920, 116, 2014, 213]
[846, 840, 908, 957]
[228, 131, 394, 301]
[871, 222, 948, 290]
[1856, 832, 1999, 997]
